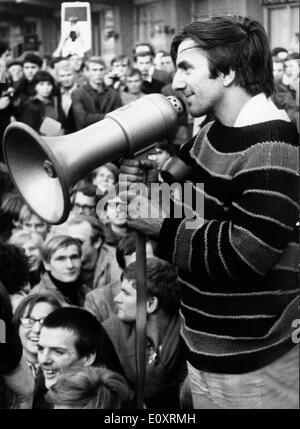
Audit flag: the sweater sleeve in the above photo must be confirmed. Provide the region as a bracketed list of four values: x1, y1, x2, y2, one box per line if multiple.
[159, 133, 299, 286]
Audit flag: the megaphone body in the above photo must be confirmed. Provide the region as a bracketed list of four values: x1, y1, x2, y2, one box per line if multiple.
[3, 94, 185, 224]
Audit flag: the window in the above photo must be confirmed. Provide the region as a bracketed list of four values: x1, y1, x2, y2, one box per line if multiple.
[264, 2, 299, 49]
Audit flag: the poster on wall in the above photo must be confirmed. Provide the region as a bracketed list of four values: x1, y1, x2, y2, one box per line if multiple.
[56, 2, 92, 57]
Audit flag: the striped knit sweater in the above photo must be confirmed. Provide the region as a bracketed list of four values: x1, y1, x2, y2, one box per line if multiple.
[158, 118, 299, 374]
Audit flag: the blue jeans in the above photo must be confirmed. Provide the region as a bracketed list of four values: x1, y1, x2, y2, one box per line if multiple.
[187, 346, 299, 409]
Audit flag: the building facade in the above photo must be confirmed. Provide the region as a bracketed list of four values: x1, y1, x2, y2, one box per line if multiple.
[0, 0, 299, 64]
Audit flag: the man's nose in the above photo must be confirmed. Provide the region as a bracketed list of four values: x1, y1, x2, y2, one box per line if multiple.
[38, 349, 51, 365]
[114, 293, 122, 304]
[66, 257, 74, 268]
[24, 248, 31, 257]
[172, 71, 185, 92]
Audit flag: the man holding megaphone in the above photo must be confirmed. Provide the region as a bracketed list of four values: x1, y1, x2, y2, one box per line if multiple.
[119, 15, 299, 409]
[2, 15, 299, 410]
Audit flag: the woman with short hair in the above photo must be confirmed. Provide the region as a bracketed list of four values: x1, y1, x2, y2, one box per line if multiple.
[13, 293, 63, 376]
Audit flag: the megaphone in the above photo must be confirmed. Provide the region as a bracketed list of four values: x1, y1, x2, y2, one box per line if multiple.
[3, 94, 185, 224]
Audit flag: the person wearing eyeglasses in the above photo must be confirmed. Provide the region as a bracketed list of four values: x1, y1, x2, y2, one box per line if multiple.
[13, 293, 63, 377]
[71, 56, 122, 130]
[71, 184, 98, 218]
[31, 235, 88, 307]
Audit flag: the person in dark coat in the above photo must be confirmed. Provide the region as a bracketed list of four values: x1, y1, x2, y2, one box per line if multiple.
[71, 56, 122, 130]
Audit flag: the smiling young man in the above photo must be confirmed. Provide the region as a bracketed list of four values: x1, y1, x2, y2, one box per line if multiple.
[31, 235, 88, 306]
[120, 15, 299, 409]
[34, 307, 123, 408]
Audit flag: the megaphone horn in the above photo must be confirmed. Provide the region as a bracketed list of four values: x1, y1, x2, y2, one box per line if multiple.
[3, 94, 185, 225]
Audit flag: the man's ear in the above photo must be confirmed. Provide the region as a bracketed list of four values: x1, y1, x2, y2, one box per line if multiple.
[43, 261, 50, 272]
[220, 68, 236, 87]
[82, 352, 96, 367]
[146, 296, 158, 314]
[93, 236, 103, 250]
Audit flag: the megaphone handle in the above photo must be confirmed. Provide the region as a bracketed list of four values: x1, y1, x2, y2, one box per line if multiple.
[135, 231, 147, 408]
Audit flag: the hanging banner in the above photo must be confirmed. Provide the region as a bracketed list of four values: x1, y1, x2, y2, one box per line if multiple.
[60, 2, 92, 56]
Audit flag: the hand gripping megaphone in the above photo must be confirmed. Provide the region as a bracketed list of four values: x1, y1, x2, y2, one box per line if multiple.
[3, 94, 185, 224]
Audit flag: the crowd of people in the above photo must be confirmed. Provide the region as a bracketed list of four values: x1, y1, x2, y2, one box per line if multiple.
[0, 13, 299, 410]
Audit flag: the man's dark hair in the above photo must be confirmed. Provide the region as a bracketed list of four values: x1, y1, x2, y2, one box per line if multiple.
[133, 43, 155, 58]
[134, 51, 154, 64]
[22, 52, 43, 68]
[171, 15, 274, 97]
[124, 67, 143, 80]
[0, 242, 29, 294]
[71, 183, 98, 203]
[271, 47, 288, 57]
[123, 257, 180, 315]
[116, 232, 137, 269]
[111, 55, 130, 67]
[42, 307, 111, 366]
[116, 232, 155, 270]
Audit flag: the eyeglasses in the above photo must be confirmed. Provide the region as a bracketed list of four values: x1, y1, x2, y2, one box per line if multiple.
[73, 202, 95, 213]
[20, 317, 45, 328]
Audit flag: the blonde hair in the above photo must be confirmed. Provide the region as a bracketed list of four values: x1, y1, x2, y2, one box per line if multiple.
[9, 229, 44, 250]
[46, 366, 132, 409]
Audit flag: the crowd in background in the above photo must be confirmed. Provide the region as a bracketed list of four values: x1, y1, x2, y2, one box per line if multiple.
[0, 33, 299, 409]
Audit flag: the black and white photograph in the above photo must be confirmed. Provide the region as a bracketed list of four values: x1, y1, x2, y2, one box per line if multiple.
[0, 0, 299, 412]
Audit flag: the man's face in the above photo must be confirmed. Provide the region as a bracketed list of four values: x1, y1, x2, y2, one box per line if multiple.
[8, 64, 23, 82]
[126, 74, 143, 95]
[92, 165, 116, 194]
[87, 62, 105, 86]
[23, 62, 40, 81]
[135, 55, 153, 78]
[69, 55, 83, 72]
[114, 278, 137, 322]
[38, 327, 83, 389]
[172, 38, 224, 118]
[22, 214, 48, 240]
[112, 60, 128, 79]
[22, 239, 42, 272]
[57, 69, 75, 89]
[284, 59, 299, 78]
[273, 62, 284, 82]
[44, 244, 81, 283]
[73, 192, 96, 217]
[160, 56, 175, 75]
[106, 196, 127, 226]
